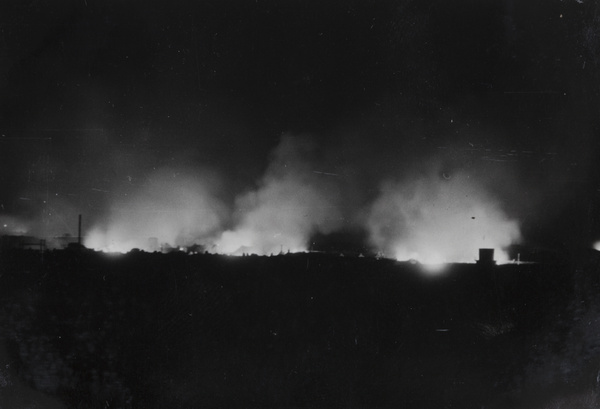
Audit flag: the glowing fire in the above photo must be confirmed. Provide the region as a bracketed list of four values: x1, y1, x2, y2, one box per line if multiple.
[215, 178, 340, 255]
[84, 168, 225, 253]
[84, 135, 342, 256]
[214, 135, 342, 256]
[367, 169, 521, 264]
[81, 136, 521, 262]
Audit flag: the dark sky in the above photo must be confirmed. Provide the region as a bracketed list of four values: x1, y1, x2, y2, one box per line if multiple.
[1, 0, 599, 251]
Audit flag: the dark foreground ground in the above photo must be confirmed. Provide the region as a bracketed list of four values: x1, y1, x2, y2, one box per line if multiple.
[0, 249, 599, 408]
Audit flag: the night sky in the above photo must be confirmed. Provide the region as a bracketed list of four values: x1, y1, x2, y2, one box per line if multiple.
[1, 0, 600, 256]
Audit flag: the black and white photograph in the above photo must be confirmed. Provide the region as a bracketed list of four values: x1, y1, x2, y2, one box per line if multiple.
[1, 0, 600, 407]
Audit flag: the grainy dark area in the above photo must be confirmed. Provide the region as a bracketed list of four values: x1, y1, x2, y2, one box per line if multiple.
[0, 249, 597, 408]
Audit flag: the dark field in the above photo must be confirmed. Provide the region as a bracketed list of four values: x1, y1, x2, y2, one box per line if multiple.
[0, 249, 599, 408]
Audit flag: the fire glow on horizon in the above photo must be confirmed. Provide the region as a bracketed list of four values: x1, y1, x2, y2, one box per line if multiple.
[75, 136, 522, 262]
[84, 135, 343, 256]
[84, 168, 226, 254]
[213, 136, 342, 256]
[366, 168, 521, 264]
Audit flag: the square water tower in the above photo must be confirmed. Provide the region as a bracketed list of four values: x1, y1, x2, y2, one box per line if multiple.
[477, 248, 496, 265]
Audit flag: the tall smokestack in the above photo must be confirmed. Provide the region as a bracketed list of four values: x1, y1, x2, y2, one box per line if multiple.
[78, 214, 82, 246]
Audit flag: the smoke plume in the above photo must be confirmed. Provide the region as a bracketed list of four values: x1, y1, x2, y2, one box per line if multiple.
[215, 134, 343, 255]
[84, 168, 226, 252]
[365, 164, 521, 263]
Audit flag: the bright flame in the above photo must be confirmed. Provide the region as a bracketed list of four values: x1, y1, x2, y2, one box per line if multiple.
[215, 135, 342, 255]
[395, 248, 446, 265]
[80, 137, 521, 259]
[85, 227, 151, 253]
[397, 250, 447, 274]
[593, 241, 600, 252]
[84, 135, 342, 256]
[367, 169, 521, 264]
[216, 180, 338, 255]
[84, 168, 225, 252]
[422, 262, 447, 274]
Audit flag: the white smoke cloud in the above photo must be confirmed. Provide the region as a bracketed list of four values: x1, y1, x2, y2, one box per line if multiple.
[75, 135, 522, 261]
[215, 134, 342, 255]
[85, 168, 226, 252]
[366, 165, 521, 263]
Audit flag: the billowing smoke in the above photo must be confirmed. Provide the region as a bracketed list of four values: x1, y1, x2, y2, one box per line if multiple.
[77, 135, 524, 262]
[365, 164, 521, 263]
[215, 134, 343, 255]
[84, 168, 226, 252]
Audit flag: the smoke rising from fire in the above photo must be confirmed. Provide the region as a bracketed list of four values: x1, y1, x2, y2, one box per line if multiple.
[215, 135, 343, 255]
[366, 166, 521, 263]
[3, 1, 597, 261]
[76, 134, 524, 262]
[84, 168, 226, 253]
